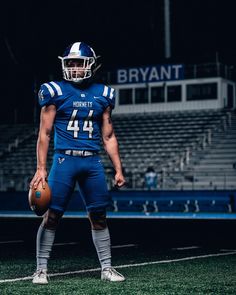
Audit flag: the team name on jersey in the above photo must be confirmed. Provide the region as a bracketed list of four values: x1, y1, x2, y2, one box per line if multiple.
[73, 101, 93, 108]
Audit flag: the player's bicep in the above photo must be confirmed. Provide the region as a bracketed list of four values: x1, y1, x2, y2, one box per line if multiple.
[102, 106, 114, 141]
[39, 105, 56, 136]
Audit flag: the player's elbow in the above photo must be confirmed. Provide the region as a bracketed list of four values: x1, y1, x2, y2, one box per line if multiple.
[103, 133, 112, 143]
[103, 131, 116, 145]
[103, 134, 118, 151]
[38, 128, 51, 142]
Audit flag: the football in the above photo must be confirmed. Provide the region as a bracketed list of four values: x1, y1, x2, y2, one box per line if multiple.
[28, 182, 52, 216]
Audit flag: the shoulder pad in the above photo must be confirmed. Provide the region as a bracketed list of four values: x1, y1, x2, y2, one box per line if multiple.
[38, 81, 63, 107]
[89, 83, 116, 109]
[101, 85, 115, 99]
[101, 85, 116, 109]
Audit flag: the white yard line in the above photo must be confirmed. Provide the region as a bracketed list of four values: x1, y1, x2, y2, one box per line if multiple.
[0, 240, 137, 248]
[172, 246, 200, 250]
[0, 240, 24, 245]
[54, 242, 137, 248]
[0, 251, 236, 283]
[112, 244, 137, 249]
[54, 242, 79, 246]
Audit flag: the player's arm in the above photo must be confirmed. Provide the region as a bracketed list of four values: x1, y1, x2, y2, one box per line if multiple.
[101, 106, 125, 187]
[30, 105, 56, 189]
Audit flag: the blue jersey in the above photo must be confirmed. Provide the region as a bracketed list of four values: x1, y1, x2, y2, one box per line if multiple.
[38, 80, 115, 152]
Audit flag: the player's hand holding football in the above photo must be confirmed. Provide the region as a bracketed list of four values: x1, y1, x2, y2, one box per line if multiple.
[114, 172, 126, 188]
[30, 167, 48, 189]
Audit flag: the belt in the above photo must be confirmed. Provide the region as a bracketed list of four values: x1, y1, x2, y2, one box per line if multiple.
[55, 149, 97, 157]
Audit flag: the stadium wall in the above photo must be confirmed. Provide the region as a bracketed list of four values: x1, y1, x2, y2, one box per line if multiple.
[0, 190, 235, 219]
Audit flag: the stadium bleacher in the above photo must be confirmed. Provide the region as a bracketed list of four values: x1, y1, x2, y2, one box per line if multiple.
[0, 124, 35, 157]
[0, 109, 235, 192]
[168, 111, 236, 190]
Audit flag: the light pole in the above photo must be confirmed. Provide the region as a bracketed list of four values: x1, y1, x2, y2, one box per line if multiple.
[164, 0, 171, 59]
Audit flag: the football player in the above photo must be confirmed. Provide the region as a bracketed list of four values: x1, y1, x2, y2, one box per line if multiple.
[30, 42, 126, 284]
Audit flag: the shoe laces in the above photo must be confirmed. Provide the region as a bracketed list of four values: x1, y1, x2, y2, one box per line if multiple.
[33, 269, 47, 277]
[104, 267, 122, 277]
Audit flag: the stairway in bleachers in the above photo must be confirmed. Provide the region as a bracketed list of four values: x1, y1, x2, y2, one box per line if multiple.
[169, 111, 236, 190]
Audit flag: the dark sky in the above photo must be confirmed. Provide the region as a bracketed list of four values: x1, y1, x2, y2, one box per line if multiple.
[1, 0, 236, 123]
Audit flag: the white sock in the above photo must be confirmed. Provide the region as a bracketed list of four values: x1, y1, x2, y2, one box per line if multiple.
[92, 227, 111, 271]
[36, 224, 56, 271]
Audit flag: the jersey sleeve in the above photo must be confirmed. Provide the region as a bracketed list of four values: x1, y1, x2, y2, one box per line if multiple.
[38, 83, 58, 108]
[101, 85, 116, 109]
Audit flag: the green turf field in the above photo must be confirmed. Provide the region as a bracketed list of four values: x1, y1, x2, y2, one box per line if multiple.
[0, 240, 236, 295]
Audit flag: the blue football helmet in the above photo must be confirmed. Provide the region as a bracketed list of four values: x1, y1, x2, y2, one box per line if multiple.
[58, 42, 100, 83]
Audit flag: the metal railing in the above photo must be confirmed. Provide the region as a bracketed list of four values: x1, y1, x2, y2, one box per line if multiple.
[0, 168, 235, 192]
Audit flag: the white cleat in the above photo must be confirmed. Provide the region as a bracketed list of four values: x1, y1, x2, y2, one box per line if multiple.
[32, 269, 48, 284]
[101, 267, 125, 282]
